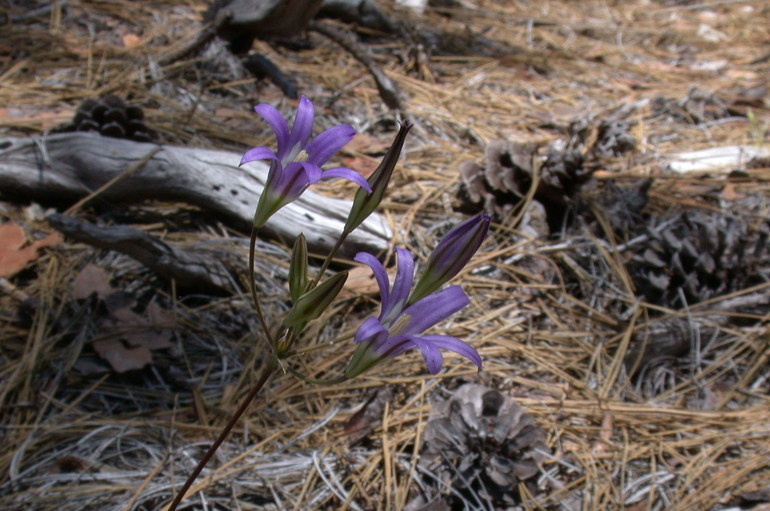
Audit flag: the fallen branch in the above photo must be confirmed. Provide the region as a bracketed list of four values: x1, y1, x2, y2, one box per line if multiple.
[309, 20, 406, 111]
[0, 132, 391, 258]
[47, 213, 240, 296]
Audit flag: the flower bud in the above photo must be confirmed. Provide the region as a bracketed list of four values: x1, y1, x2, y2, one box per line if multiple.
[409, 214, 490, 304]
[288, 233, 308, 303]
[283, 271, 348, 328]
[343, 120, 412, 235]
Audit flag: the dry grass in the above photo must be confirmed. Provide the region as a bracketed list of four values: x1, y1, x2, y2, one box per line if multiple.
[1, 0, 769, 510]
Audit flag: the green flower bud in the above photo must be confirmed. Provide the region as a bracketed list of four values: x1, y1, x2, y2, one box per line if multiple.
[283, 271, 348, 328]
[343, 120, 412, 235]
[288, 233, 308, 303]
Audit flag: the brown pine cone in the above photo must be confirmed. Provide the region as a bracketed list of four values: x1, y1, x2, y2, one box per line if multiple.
[418, 384, 548, 508]
[67, 94, 156, 142]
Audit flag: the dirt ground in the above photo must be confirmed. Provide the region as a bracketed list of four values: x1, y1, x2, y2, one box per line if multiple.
[1, 1, 769, 510]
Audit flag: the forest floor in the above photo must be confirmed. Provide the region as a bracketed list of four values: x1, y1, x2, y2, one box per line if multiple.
[1, 1, 769, 510]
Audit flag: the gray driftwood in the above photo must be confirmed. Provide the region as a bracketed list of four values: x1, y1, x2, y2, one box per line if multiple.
[0, 132, 391, 257]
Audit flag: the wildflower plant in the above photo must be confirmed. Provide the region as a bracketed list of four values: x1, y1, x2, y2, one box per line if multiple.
[167, 97, 490, 510]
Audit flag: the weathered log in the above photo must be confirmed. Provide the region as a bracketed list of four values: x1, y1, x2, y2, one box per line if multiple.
[0, 132, 391, 258]
[48, 213, 241, 296]
[205, 0, 325, 53]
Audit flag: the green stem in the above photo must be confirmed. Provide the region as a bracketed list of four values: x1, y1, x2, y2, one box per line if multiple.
[309, 231, 349, 289]
[167, 357, 278, 511]
[249, 227, 275, 345]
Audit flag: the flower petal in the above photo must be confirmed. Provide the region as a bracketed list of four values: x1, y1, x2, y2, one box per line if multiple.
[290, 96, 314, 150]
[240, 146, 278, 166]
[354, 316, 389, 346]
[401, 285, 470, 335]
[254, 104, 290, 158]
[296, 162, 323, 184]
[321, 167, 373, 193]
[354, 252, 390, 309]
[272, 162, 313, 201]
[402, 335, 444, 374]
[420, 335, 482, 371]
[381, 248, 413, 323]
[305, 124, 356, 166]
[264, 160, 282, 190]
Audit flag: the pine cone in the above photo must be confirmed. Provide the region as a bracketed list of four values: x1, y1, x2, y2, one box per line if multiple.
[418, 384, 548, 508]
[66, 94, 156, 142]
[625, 317, 719, 375]
[591, 179, 652, 236]
[568, 115, 636, 157]
[629, 208, 770, 308]
[458, 139, 589, 232]
[650, 87, 731, 125]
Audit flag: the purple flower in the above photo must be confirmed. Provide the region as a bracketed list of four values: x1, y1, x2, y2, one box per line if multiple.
[410, 214, 490, 304]
[345, 248, 482, 377]
[240, 96, 372, 228]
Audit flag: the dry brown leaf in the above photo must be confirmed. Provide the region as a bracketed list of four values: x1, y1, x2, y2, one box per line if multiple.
[721, 182, 743, 201]
[96, 301, 174, 372]
[122, 33, 141, 48]
[341, 156, 380, 178]
[93, 339, 153, 373]
[72, 264, 175, 372]
[0, 222, 61, 278]
[344, 387, 393, 444]
[72, 264, 114, 299]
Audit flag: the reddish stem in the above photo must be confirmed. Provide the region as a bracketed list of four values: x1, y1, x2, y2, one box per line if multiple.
[166, 358, 277, 511]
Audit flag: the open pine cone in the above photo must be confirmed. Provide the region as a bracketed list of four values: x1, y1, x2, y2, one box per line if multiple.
[457, 111, 638, 230]
[628, 208, 770, 308]
[62, 94, 156, 142]
[416, 384, 547, 509]
[458, 139, 589, 232]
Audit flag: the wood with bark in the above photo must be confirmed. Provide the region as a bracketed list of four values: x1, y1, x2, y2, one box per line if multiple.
[206, 0, 325, 53]
[47, 213, 241, 296]
[309, 20, 406, 111]
[0, 132, 391, 258]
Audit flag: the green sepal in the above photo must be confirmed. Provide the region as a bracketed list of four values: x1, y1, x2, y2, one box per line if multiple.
[344, 341, 383, 379]
[288, 234, 308, 303]
[283, 271, 349, 328]
[252, 161, 281, 229]
[343, 120, 412, 235]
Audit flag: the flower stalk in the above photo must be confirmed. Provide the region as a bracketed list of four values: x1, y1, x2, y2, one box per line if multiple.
[166, 357, 278, 511]
[167, 96, 487, 509]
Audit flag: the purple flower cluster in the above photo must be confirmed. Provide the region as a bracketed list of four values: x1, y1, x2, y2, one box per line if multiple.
[346, 214, 489, 377]
[240, 96, 371, 228]
[242, 96, 490, 377]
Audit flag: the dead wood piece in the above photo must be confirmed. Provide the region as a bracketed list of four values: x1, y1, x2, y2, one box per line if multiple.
[206, 0, 325, 53]
[309, 21, 406, 111]
[318, 0, 401, 33]
[242, 53, 298, 99]
[48, 213, 239, 296]
[0, 132, 391, 258]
